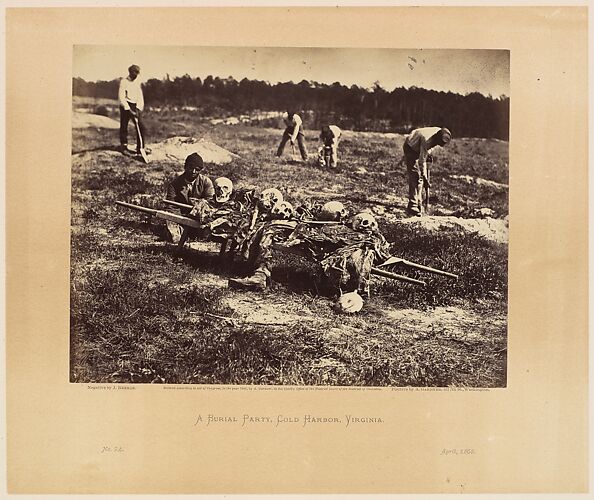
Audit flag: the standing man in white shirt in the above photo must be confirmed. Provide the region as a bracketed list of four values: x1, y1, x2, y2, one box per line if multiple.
[276, 110, 308, 161]
[402, 127, 452, 216]
[118, 64, 147, 155]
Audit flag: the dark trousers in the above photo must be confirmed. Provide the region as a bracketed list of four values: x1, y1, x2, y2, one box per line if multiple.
[276, 129, 308, 160]
[403, 143, 433, 212]
[119, 104, 147, 150]
[322, 139, 339, 168]
[403, 143, 423, 211]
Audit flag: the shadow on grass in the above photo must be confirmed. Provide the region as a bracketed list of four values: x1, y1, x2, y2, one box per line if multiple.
[344, 193, 407, 210]
[111, 216, 157, 235]
[73, 168, 157, 196]
[120, 240, 247, 280]
[270, 265, 330, 296]
[72, 144, 122, 155]
[269, 252, 333, 296]
[110, 231, 332, 296]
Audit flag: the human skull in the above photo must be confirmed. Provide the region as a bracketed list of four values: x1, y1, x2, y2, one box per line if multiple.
[351, 212, 378, 232]
[260, 188, 283, 210]
[336, 291, 364, 313]
[319, 201, 348, 221]
[271, 201, 294, 220]
[213, 177, 233, 203]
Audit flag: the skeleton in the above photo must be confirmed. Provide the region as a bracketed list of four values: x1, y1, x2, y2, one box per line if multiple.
[351, 212, 378, 232]
[259, 188, 283, 211]
[213, 177, 233, 203]
[271, 200, 294, 220]
[319, 201, 348, 221]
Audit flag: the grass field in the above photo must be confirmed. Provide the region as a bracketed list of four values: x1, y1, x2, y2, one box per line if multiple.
[71, 106, 508, 387]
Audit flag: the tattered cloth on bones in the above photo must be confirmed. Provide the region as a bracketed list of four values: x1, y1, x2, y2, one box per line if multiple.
[280, 223, 392, 292]
[187, 193, 392, 291]
[187, 189, 260, 244]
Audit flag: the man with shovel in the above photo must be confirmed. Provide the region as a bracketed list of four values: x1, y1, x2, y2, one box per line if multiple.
[118, 64, 149, 161]
[402, 127, 452, 216]
[276, 109, 309, 162]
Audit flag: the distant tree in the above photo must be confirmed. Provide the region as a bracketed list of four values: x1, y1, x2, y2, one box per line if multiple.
[72, 75, 510, 139]
[143, 78, 166, 104]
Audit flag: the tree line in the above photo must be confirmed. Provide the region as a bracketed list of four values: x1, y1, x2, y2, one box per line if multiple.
[73, 75, 509, 139]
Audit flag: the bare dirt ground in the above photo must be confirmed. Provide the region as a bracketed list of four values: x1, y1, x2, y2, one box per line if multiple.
[147, 136, 240, 164]
[70, 107, 508, 387]
[72, 111, 119, 129]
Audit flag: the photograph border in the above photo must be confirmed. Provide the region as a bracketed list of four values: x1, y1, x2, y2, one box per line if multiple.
[6, 6, 589, 494]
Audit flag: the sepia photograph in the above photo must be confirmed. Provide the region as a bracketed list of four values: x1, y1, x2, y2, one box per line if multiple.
[70, 45, 510, 387]
[7, 5, 588, 494]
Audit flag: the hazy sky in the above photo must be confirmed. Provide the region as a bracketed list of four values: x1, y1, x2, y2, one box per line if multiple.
[73, 46, 509, 97]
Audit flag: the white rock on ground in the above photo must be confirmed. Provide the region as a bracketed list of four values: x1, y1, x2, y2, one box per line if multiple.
[398, 215, 508, 244]
[450, 174, 508, 190]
